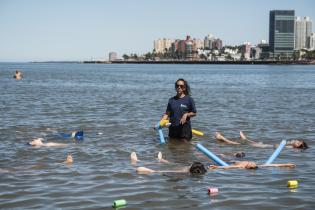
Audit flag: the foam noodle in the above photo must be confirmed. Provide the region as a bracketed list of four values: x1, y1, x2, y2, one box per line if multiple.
[156, 120, 171, 129]
[196, 143, 229, 166]
[265, 140, 286, 164]
[158, 128, 166, 144]
[112, 199, 127, 208]
[192, 129, 204, 136]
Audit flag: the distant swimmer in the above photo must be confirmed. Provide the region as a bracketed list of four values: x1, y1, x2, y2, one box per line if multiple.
[29, 138, 67, 147]
[13, 70, 23, 80]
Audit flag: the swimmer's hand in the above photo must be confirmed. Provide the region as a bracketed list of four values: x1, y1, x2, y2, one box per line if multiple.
[208, 165, 218, 169]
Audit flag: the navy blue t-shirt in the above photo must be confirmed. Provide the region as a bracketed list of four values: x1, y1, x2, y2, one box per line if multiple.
[166, 95, 196, 126]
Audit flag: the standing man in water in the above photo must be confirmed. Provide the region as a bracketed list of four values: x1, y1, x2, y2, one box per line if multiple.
[160, 78, 197, 142]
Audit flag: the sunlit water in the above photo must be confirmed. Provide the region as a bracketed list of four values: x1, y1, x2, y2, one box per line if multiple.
[0, 63, 314, 209]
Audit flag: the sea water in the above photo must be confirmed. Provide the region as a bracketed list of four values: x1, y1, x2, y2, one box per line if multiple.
[0, 63, 314, 209]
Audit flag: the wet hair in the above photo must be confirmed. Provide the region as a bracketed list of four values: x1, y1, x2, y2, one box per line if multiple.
[234, 152, 245, 158]
[288, 140, 309, 150]
[189, 162, 207, 174]
[175, 78, 191, 95]
[297, 141, 308, 149]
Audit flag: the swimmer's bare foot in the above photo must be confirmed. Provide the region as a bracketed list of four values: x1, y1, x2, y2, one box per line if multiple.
[157, 152, 169, 163]
[64, 155, 73, 164]
[240, 131, 247, 140]
[130, 152, 138, 164]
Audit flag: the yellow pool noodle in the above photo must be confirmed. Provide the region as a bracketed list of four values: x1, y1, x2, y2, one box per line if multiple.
[192, 129, 204, 136]
[160, 119, 170, 127]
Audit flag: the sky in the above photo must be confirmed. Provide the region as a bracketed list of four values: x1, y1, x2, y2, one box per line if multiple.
[0, 0, 314, 62]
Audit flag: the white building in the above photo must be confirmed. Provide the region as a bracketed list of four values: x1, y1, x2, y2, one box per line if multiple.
[243, 42, 251, 60]
[109, 52, 117, 61]
[193, 39, 204, 49]
[204, 34, 215, 49]
[309, 33, 315, 50]
[295, 17, 312, 50]
[154, 38, 173, 53]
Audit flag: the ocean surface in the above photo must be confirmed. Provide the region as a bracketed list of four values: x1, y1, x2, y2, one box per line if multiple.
[0, 63, 314, 209]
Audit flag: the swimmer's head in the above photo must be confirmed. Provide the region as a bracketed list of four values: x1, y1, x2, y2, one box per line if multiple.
[29, 138, 44, 146]
[234, 152, 245, 158]
[291, 140, 308, 149]
[245, 161, 258, 169]
[189, 162, 207, 174]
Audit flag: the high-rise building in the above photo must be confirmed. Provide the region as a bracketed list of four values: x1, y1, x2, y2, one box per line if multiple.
[193, 39, 204, 49]
[309, 33, 315, 50]
[269, 10, 295, 58]
[154, 38, 173, 53]
[109, 52, 117, 61]
[295, 17, 313, 50]
[212, 38, 223, 50]
[204, 34, 215, 49]
[242, 42, 252, 60]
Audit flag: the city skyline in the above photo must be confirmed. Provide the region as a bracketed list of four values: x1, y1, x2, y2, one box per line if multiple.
[0, 0, 314, 62]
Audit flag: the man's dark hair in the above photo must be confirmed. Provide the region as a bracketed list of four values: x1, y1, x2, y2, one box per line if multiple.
[189, 162, 207, 174]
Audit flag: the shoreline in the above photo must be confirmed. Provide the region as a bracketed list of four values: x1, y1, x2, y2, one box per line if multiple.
[83, 60, 315, 65]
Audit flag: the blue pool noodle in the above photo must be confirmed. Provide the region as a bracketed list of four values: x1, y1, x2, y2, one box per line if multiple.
[196, 143, 229, 166]
[265, 140, 286, 164]
[158, 128, 166, 144]
[156, 121, 166, 144]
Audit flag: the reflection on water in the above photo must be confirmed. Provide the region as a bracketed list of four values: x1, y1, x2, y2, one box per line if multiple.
[0, 63, 314, 209]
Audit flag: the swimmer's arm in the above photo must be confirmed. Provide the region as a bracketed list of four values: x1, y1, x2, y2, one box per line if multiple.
[208, 165, 243, 170]
[45, 142, 67, 147]
[259, 163, 296, 168]
[136, 166, 189, 174]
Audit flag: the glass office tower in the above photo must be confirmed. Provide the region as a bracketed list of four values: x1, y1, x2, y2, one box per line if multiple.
[269, 10, 295, 59]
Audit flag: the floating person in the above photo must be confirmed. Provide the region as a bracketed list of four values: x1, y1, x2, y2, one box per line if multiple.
[13, 70, 23, 80]
[131, 152, 206, 174]
[240, 131, 309, 150]
[159, 78, 197, 142]
[29, 138, 67, 147]
[136, 161, 207, 175]
[134, 151, 294, 174]
[215, 131, 308, 150]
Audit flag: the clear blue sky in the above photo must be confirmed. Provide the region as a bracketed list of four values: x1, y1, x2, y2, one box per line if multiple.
[0, 0, 314, 62]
